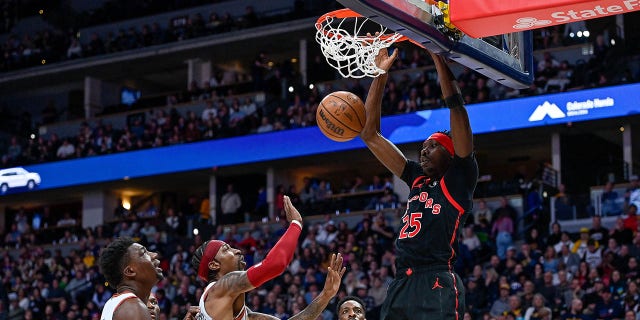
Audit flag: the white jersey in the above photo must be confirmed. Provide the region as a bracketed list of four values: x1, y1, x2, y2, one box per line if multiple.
[197, 282, 248, 320]
[100, 292, 138, 320]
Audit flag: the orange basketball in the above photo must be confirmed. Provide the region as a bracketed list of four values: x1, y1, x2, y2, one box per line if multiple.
[316, 91, 366, 142]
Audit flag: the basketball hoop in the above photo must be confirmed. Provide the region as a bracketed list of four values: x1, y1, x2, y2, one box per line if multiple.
[315, 9, 409, 78]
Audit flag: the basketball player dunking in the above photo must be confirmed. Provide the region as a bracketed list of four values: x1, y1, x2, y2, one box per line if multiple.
[360, 47, 478, 320]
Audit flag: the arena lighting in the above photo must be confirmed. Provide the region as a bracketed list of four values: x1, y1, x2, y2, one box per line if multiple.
[583, 30, 590, 37]
[309, 84, 315, 90]
[38, 9, 44, 15]
[570, 32, 575, 37]
[620, 126, 625, 132]
[451, 0, 640, 38]
[122, 198, 131, 210]
[288, 86, 294, 93]
[193, 228, 199, 236]
[611, 38, 616, 45]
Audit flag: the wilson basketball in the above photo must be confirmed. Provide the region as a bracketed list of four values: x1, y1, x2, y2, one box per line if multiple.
[316, 91, 366, 142]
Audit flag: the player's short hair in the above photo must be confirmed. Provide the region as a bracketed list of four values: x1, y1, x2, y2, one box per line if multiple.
[99, 237, 135, 288]
[336, 295, 366, 316]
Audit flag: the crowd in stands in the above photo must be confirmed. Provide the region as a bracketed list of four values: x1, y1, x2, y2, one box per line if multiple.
[0, 0, 330, 72]
[1, 177, 640, 320]
[2, 31, 639, 170]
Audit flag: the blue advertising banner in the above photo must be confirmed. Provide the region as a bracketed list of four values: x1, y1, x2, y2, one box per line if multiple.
[3, 83, 639, 195]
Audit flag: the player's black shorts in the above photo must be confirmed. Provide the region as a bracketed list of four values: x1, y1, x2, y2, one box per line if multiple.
[380, 265, 465, 320]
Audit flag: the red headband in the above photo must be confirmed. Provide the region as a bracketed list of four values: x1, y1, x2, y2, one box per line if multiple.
[428, 132, 454, 156]
[197, 240, 224, 282]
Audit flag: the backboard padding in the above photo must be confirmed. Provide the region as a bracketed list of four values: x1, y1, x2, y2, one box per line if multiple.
[337, 0, 535, 89]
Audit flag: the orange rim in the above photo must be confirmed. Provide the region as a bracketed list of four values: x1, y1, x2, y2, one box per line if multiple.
[315, 8, 420, 44]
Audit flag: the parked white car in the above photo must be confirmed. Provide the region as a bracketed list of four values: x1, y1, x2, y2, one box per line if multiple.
[0, 167, 41, 194]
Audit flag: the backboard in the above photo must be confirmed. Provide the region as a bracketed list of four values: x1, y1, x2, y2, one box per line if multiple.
[337, 0, 535, 89]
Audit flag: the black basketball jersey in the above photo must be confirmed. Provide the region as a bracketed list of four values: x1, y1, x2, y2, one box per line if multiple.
[396, 155, 478, 270]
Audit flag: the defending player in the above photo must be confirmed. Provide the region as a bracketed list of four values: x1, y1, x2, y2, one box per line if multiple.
[359, 47, 478, 320]
[99, 237, 164, 320]
[192, 195, 346, 320]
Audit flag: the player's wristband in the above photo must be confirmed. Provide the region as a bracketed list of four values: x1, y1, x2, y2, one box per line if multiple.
[445, 93, 465, 109]
[290, 220, 302, 229]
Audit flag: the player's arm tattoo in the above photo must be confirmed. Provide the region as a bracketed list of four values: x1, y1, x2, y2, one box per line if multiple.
[288, 294, 329, 320]
[247, 310, 279, 320]
[215, 271, 255, 295]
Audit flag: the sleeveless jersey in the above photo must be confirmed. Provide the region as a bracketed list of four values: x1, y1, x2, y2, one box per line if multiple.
[100, 292, 138, 320]
[396, 155, 478, 270]
[197, 281, 249, 320]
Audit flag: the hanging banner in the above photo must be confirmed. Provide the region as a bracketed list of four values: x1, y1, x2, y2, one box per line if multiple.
[449, 0, 640, 38]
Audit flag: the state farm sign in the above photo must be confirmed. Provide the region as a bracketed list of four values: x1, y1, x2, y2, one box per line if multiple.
[450, 0, 640, 38]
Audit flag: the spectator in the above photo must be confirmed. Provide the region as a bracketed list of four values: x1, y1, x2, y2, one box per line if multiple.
[623, 204, 638, 232]
[554, 184, 573, 220]
[601, 182, 623, 216]
[589, 215, 609, 245]
[625, 175, 640, 210]
[610, 217, 633, 245]
[67, 38, 83, 59]
[56, 139, 76, 159]
[561, 299, 589, 320]
[490, 283, 512, 317]
[220, 183, 242, 225]
[524, 293, 552, 320]
[65, 270, 92, 304]
[57, 212, 77, 227]
[492, 208, 514, 260]
[594, 289, 623, 320]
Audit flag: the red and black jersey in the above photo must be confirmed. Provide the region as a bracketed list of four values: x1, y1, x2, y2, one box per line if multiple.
[396, 154, 478, 270]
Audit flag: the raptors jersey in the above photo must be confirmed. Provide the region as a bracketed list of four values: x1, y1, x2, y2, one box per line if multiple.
[100, 292, 137, 320]
[197, 281, 248, 320]
[397, 156, 478, 270]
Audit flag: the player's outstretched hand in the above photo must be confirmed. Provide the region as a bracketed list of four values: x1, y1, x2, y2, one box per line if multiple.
[283, 195, 303, 226]
[375, 47, 398, 74]
[182, 306, 199, 320]
[322, 253, 346, 297]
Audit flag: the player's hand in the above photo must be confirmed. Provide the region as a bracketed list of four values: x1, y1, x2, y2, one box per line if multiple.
[283, 195, 303, 226]
[374, 47, 398, 73]
[182, 306, 199, 320]
[427, 49, 449, 68]
[322, 253, 346, 297]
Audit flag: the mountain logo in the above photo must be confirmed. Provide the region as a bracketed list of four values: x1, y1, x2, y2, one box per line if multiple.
[528, 101, 566, 121]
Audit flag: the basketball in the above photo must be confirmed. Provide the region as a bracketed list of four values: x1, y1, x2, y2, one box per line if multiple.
[316, 91, 366, 142]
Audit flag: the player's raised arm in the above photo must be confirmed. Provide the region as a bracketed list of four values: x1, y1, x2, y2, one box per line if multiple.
[212, 195, 302, 297]
[428, 52, 473, 158]
[248, 253, 346, 320]
[360, 47, 407, 178]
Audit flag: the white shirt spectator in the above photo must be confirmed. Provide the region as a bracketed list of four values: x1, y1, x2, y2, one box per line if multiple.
[256, 117, 273, 133]
[221, 187, 242, 215]
[202, 102, 217, 121]
[57, 140, 76, 158]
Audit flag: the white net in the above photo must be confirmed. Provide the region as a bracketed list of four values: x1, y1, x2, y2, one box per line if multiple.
[315, 14, 403, 78]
